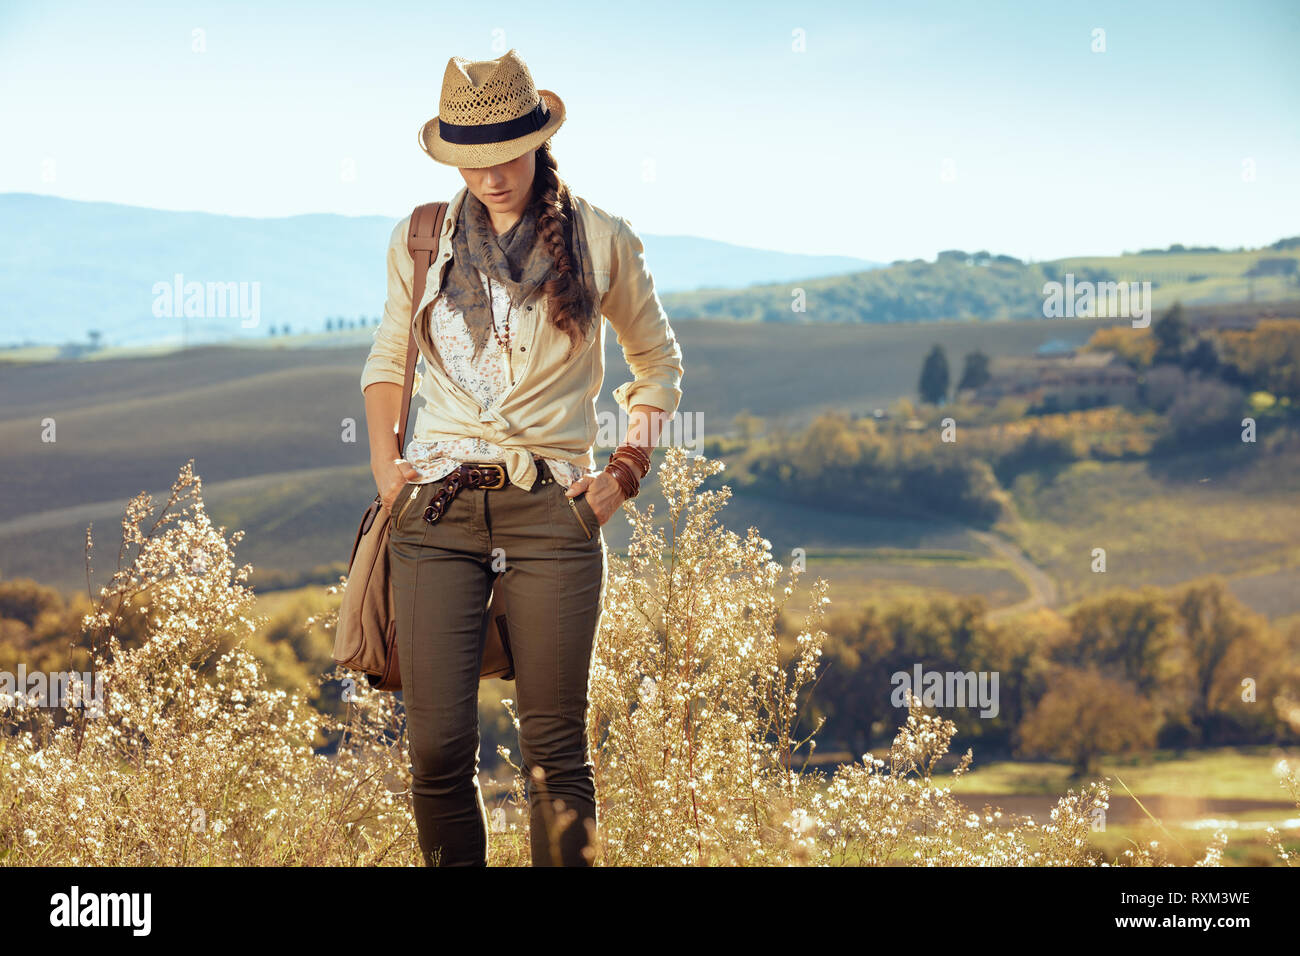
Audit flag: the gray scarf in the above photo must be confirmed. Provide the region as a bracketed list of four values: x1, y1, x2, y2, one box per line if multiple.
[441, 187, 600, 364]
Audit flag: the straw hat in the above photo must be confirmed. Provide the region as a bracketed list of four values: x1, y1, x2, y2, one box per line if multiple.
[418, 49, 566, 168]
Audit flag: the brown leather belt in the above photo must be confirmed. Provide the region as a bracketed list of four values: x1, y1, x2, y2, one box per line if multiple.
[420, 458, 534, 526]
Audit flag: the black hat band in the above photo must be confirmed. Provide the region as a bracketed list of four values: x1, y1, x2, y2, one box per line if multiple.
[438, 99, 550, 145]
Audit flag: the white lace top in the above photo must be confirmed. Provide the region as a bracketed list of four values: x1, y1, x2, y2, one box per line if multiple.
[403, 271, 591, 489]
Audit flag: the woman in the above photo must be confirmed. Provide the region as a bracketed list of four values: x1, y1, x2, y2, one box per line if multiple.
[359, 49, 684, 867]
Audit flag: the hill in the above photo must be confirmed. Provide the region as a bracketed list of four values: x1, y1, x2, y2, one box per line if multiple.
[660, 240, 1300, 324]
[0, 193, 878, 349]
[2, 309, 1297, 629]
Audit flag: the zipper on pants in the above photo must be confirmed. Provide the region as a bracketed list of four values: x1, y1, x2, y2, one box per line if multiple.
[394, 483, 419, 527]
[568, 494, 594, 539]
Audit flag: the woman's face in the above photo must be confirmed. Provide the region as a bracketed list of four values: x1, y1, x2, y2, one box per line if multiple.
[459, 150, 535, 220]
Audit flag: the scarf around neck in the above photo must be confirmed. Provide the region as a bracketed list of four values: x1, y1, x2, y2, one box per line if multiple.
[441, 188, 601, 365]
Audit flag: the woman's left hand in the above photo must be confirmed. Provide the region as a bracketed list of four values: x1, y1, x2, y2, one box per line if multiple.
[564, 469, 625, 527]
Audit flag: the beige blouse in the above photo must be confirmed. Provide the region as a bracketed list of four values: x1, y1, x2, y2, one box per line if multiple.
[360, 185, 684, 493]
[403, 270, 591, 489]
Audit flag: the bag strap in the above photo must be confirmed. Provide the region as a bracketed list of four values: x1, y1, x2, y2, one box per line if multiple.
[398, 201, 449, 453]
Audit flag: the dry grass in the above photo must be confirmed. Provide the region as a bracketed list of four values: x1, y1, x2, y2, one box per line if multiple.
[3, 450, 1290, 866]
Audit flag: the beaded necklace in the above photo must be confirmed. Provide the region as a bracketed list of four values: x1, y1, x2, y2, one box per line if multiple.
[485, 275, 515, 384]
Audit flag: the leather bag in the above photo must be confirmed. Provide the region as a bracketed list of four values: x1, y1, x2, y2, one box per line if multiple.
[333, 201, 515, 690]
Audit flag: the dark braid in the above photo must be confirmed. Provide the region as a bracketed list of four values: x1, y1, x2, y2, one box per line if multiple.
[531, 141, 591, 361]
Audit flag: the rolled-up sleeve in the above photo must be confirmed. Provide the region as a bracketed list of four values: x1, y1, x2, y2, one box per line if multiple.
[603, 216, 684, 417]
[360, 217, 414, 395]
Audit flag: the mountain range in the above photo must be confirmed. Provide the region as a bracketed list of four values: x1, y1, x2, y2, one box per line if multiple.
[5, 192, 1295, 350]
[0, 193, 879, 348]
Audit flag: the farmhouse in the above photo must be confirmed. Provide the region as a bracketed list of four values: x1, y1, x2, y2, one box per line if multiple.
[966, 348, 1138, 411]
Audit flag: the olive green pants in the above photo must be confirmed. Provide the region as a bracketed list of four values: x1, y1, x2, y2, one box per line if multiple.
[388, 458, 606, 866]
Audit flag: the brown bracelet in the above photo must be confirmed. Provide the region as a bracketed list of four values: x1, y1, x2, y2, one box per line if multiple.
[601, 442, 653, 500]
[604, 457, 640, 499]
[618, 447, 644, 478]
[612, 442, 650, 477]
[616, 444, 650, 476]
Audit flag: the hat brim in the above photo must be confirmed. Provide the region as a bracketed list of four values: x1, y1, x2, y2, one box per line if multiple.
[419, 89, 565, 168]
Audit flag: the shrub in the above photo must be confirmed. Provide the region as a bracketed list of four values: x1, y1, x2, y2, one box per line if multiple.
[0, 453, 1232, 867]
[1163, 374, 1247, 444]
[0, 464, 419, 866]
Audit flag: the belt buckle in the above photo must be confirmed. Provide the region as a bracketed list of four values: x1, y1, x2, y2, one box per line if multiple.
[467, 463, 507, 490]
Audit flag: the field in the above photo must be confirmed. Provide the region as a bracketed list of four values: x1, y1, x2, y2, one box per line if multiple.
[946, 749, 1300, 867]
[3, 313, 1299, 859]
[0, 313, 1127, 593]
[2, 311, 1297, 624]
[246, 581, 1300, 867]
[1055, 248, 1300, 310]
[661, 245, 1300, 324]
[1006, 450, 1300, 616]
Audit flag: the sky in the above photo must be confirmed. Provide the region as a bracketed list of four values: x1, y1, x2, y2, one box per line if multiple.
[1, 0, 1297, 263]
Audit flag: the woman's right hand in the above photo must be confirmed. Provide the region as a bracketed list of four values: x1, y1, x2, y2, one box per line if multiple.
[375, 457, 422, 512]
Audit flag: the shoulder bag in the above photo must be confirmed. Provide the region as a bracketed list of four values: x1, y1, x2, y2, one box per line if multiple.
[333, 201, 515, 690]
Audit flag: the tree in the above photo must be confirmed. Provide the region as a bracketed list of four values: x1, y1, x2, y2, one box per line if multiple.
[1172, 577, 1288, 744]
[1243, 257, 1298, 279]
[957, 350, 991, 392]
[889, 396, 917, 420]
[795, 414, 862, 479]
[919, 344, 950, 404]
[0, 578, 64, 628]
[1164, 375, 1246, 444]
[1219, 318, 1300, 402]
[1182, 335, 1220, 375]
[1059, 589, 1187, 727]
[1152, 303, 1190, 364]
[1017, 667, 1157, 776]
[813, 604, 897, 757]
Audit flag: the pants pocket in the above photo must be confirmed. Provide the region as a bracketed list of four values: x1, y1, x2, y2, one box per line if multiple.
[565, 489, 596, 540]
[392, 482, 420, 530]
